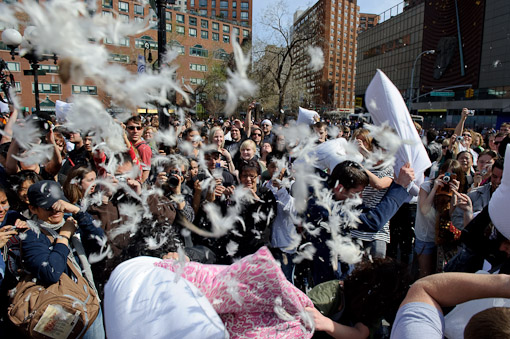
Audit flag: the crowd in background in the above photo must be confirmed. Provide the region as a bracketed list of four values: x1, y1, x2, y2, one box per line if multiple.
[0, 101, 509, 338]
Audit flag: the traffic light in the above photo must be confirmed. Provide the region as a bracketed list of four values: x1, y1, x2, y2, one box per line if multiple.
[465, 88, 474, 98]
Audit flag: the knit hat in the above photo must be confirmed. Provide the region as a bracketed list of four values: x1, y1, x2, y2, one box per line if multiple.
[261, 119, 272, 127]
[489, 144, 510, 239]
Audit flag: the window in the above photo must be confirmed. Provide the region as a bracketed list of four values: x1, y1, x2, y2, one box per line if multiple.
[243, 29, 249, 37]
[201, 30, 208, 39]
[118, 1, 128, 12]
[220, 1, 228, 8]
[233, 1, 237, 8]
[6, 62, 20, 72]
[241, 2, 249, 9]
[189, 17, 197, 26]
[212, 10, 216, 17]
[14, 82, 21, 93]
[40, 64, 59, 73]
[199, 10, 207, 15]
[169, 41, 185, 55]
[166, 23, 172, 32]
[134, 16, 143, 23]
[212, 32, 219, 41]
[190, 45, 208, 57]
[212, 22, 219, 31]
[223, 25, 230, 33]
[233, 27, 239, 35]
[201, 19, 208, 28]
[240, 11, 248, 19]
[220, 10, 228, 18]
[135, 36, 157, 49]
[134, 5, 144, 15]
[189, 28, 197, 37]
[102, 0, 112, 8]
[176, 14, 184, 23]
[199, 0, 207, 6]
[166, 11, 172, 21]
[176, 26, 185, 35]
[109, 53, 129, 63]
[102, 11, 113, 18]
[223, 35, 230, 43]
[72, 85, 97, 95]
[190, 78, 205, 85]
[120, 14, 129, 22]
[214, 48, 228, 60]
[212, 0, 216, 6]
[232, 11, 236, 18]
[190, 63, 208, 72]
[33, 83, 61, 94]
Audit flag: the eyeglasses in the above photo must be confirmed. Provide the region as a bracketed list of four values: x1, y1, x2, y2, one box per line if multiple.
[252, 133, 262, 137]
[127, 126, 142, 131]
[240, 174, 258, 181]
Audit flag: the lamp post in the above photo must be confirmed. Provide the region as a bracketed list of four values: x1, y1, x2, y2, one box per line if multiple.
[407, 49, 435, 111]
[2, 28, 58, 116]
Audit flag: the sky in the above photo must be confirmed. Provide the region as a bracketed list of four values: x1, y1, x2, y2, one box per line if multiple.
[252, 0, 403, 42]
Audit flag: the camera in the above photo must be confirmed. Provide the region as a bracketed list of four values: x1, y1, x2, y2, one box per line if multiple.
[481, 169, 488, 176]
[467, 110, 475, 116]
[456, 136, 464, 142]
[166, 170, 181, 188]
[442, 172, 452, 183]
[114, 175, 128, 183]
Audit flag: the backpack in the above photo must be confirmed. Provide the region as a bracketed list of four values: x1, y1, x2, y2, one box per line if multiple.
[8, 257, 100, 338]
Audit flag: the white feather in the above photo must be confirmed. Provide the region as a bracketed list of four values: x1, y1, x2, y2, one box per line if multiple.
[306, 46, 324, 72]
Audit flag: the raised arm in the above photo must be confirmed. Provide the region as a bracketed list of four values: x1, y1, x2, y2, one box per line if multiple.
[0, 106, 18, 144]
[244, 102, 254, 137]
[454, 108, 469, 137]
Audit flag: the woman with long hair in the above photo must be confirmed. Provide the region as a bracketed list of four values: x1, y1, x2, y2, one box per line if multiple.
[415, 159, 464, 277]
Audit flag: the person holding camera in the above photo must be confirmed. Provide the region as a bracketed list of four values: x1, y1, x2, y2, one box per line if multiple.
[415, 159, 464, 278]
[154, 154, 194, 223]
[452, 108, 478, 166]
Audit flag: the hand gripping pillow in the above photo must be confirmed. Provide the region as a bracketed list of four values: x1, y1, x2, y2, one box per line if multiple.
[104, 256, 227, 339]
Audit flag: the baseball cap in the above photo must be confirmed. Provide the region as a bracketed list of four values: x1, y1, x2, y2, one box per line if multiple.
[28, 180, 69, 209]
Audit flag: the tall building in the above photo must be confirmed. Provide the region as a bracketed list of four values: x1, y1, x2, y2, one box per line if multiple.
[292, 0, 359, 114]
[0, 0, 251, 114]
[187, 0, 252, 28]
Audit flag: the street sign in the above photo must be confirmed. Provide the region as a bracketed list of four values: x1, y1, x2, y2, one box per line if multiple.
[430, 91, 454, 97]
[23, 70, 46, 76]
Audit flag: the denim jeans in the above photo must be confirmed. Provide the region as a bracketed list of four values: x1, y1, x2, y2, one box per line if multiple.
[83, 307, 105, 339]
[273, 249, 296, 284]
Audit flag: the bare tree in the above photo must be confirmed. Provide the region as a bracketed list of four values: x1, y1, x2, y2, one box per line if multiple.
[252, 0, 319, 121]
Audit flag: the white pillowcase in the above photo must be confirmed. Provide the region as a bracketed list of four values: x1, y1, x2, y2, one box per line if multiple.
[104, 256, 227, 339]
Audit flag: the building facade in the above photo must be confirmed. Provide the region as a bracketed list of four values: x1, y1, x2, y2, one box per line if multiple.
[355, 0, 510, 129]
[187, 0, 252, 28]
[0, 0, 251, 114]
[292, 0, 359, 114]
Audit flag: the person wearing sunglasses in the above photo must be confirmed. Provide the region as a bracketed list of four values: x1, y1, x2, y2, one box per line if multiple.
[125, 116, 152, 183]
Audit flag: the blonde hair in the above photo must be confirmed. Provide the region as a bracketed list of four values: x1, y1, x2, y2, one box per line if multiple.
[240, 139, 257, 152]
[208, 126, 224, 148]
[352, 128, 374, 151]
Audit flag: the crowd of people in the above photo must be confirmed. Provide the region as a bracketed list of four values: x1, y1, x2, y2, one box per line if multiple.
[0, 101, 509, 338]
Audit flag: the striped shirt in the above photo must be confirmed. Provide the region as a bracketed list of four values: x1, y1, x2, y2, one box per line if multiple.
[351, 164, 394, 243]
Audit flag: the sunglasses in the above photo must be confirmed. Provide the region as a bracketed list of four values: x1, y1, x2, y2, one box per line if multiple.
[442, 145, 448, 149]
[127, 126, 142, 131]
[463, 134, 472, 137]
[252, 133, 262, 137]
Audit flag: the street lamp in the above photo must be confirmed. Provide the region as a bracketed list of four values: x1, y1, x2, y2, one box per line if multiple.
[407, 49, 435, 111]
[2, 27, 58, 116]
[143, 41, 153, 65]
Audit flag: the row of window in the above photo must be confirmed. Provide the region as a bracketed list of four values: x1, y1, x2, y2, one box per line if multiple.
[6, 62, 59, 74]
[12, 83, 97, 95]
[191, 0, 250, 9]
[102, 0, 144, 16]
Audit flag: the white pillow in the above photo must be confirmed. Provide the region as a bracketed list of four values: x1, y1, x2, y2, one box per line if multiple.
[104, 256, 227, 339]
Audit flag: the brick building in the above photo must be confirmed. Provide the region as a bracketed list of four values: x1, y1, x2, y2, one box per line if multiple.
[0, 0, 251, 114]
[292, 0, 359, 113]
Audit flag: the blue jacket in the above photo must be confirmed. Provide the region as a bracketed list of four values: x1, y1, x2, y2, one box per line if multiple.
[306, 182, 409, 285]
[21, 211, 105, 284]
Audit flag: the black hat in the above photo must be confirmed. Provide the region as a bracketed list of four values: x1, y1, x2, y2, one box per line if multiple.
[27, 180, 68, 209]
